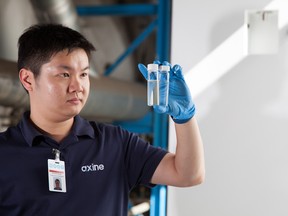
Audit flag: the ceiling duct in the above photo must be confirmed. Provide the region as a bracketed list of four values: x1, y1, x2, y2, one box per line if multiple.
[0, 0, 149, 122]
[30, 0, 81, 32]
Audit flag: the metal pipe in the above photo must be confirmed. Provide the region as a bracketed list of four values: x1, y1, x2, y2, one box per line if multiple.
[30, 0, 81, 32]
[0, 59, 29, 108]
[0, 59, 148, 121]
[82, 76, 148, 121]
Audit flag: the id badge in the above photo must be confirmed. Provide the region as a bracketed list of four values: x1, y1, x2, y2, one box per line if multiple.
[48, 159, 67, 192]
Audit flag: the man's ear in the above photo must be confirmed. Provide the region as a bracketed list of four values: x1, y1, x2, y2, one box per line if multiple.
[19, 68, 34, 92]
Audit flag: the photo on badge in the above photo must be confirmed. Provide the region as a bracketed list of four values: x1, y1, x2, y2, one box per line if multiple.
[54, 178, 62, 191]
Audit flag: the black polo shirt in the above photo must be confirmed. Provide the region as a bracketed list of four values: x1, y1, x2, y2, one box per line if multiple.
[0, 112, 167, 216]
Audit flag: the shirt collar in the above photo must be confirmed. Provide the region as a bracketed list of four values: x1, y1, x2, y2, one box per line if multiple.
[19, 111, 95, 147]
[72, 115, 95, 139]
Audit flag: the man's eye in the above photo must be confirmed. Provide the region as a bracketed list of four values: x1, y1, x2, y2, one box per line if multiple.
[60, 73, 70, 78]
[81, 73, 88, 78]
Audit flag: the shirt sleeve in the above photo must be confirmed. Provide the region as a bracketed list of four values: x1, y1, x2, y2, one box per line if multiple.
[94, 122, 168, 190]
[119, 128, 168, 189]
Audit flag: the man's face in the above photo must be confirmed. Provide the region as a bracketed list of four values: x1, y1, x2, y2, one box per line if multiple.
[30, 48, 90, 122]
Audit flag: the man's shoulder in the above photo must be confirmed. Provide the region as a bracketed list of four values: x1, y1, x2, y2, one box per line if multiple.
[88, 120, 126, 134]
[87, 120, 134, 145]
[0, 126, 13, 139]
[0, 125, 21, 145]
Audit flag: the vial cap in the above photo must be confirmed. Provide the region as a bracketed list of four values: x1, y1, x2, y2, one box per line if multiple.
[147, 63, 158, 71]
[159, 65, 170, 71]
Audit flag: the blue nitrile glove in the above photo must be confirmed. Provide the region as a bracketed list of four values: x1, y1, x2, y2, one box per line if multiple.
[138, 60, 195, 124]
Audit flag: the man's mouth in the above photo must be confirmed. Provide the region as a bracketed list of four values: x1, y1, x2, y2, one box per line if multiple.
[67, 97, 82, 104]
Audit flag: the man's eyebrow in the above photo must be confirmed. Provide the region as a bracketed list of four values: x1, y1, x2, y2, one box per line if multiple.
[82, 66, 90, 71]
[57, 65, 90, 71]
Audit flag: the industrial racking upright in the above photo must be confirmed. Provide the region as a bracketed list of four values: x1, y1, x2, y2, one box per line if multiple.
[77, 1, 171, 215]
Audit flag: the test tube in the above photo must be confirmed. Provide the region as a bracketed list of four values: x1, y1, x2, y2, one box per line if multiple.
[147, 63, 159, 106]
[159, 65, 170, 107]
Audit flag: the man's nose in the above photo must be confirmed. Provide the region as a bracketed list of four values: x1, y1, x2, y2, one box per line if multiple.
[69, 76, 83, 93]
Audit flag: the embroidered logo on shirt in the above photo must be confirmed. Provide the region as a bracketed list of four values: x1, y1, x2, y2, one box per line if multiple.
[81, 163, 104, 172]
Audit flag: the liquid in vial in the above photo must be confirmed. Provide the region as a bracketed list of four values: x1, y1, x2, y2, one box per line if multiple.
[159, 65, 170, 106]
[147, 64, 159, 106]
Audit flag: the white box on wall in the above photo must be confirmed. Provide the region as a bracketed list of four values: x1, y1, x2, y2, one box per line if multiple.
[244, 10, 278, 54]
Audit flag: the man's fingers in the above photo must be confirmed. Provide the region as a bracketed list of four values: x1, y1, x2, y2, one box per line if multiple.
[137, 63, 148, 80]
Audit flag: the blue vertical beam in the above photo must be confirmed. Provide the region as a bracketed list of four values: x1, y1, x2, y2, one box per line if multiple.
[150, 0, 172, 216]
[157, 0, 171, 61]
[77, 3, 172, 215]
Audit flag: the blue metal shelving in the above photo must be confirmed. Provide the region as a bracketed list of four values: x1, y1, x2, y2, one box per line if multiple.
[77, 1, 171, 215]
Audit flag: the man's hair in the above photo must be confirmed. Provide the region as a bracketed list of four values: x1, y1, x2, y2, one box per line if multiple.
[17, 24, 96, 77]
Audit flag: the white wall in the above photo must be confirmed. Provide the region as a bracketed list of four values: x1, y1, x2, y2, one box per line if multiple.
[168, 0, 288, 215]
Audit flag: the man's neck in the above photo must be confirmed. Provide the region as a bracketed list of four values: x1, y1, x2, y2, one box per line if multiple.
[29, 113, 74, 143]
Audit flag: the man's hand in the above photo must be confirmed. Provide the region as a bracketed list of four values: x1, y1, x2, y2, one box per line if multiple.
[138, 60, 195, 123]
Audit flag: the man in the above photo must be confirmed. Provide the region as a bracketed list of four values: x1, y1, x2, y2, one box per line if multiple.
[0, 24, 205, 215]
[54, 179, 62, 191]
